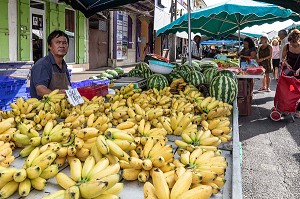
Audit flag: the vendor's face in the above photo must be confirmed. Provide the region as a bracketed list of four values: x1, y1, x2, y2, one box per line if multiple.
[49, 36, 69, 57]
[243, 41, 249, 48]
[260, 37, 268, 44]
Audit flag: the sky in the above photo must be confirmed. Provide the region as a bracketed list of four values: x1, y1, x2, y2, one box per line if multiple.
[203, 0, 295, 34]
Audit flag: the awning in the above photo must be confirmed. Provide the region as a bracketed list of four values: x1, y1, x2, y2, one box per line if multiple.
[252, 0, 300, 14]
[62, 0, 142, 18]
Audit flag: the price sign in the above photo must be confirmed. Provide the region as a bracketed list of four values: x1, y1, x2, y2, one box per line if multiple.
[66, 87, 84, 106]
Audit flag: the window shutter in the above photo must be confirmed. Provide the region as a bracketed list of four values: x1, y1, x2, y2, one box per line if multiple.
[76, 11, 85, 64]
[18, 0, 30, 61]
[0, 0, 9, 61]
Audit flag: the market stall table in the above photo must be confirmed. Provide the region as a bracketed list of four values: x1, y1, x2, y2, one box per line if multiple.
[7, 99, 242, 199]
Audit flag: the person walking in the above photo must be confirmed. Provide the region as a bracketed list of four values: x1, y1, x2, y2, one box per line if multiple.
[237, 37, 257, 69]
[30, 30, 71, 99]
[257, 35, 273, 92]
[271, 39, 280, 80]
[278, 29, 289, 74]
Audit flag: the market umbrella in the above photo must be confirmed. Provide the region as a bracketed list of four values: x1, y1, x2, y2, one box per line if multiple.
[62, 0, 141, 18]
[156, 0, 299, 38]
[252, 0, 300, 14]
[156, 0, 299, 64]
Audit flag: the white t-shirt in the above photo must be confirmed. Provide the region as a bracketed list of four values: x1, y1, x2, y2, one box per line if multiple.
[190, 41, 202, 58]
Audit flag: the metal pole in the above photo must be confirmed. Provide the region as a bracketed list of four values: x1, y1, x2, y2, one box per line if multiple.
[188, 0, 192, 65]
[238, 25, 241, 50]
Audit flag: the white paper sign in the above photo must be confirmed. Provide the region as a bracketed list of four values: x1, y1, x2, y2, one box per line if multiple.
[66, 87, 84, 106]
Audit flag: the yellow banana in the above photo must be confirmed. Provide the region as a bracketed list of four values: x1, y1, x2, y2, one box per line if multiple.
[0, 180, 19, 198]
[18, 178, 31, 197]
[56, 172, 76, 189]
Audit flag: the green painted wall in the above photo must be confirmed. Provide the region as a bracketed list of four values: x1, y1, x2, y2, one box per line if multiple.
[76, 12, 86, 64]
[18, 0, 30, 61]
[0, 0, 9, 61]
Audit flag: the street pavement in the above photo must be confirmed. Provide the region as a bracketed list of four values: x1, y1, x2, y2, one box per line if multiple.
[240, 78, 300, 199]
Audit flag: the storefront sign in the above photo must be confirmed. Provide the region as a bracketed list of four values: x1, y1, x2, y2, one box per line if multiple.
[116, 11, 128, 60]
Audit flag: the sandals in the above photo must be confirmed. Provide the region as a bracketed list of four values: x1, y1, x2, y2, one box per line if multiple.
[258, 87, 266, 91]
[266, 88, 271, 92]
[295, 112, 300, 118]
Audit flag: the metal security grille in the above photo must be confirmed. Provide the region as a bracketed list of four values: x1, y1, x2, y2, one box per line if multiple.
[99, 20, 107, 32]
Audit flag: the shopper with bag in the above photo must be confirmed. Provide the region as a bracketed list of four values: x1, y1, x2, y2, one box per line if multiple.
[257, 35, 272, 92]
[281, 29, 300, 78]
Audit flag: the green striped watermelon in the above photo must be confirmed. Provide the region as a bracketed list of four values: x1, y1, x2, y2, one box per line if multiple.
[179, 64, 195, 72]
[128, 69, 143, 77]
[165, 72, 182, 83]
[135, 62, 150, 71]
[199, 61, 218, 71]
[185, 71, 206, 86]
[217, 70, 237, 83]
[142, 68, 154, 78]
[184, 61, 202, 71]
[147, 74, 169, 90]
[209, 76, 238, 104]
[203, 68, 219, 84]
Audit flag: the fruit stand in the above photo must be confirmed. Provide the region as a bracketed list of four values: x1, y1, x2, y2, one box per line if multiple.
[4, 99, 242, 199]
[0, 60, 243, 199]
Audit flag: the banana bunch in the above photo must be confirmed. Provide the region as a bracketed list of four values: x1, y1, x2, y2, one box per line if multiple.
[0, 141, 15, 167]
[56, 156, 122, 199]
[168, 112, 196, 136]
[107, 83, 141, 102]
[206, 103, 232, 120]
[171, 99, 195, 115]
[72, 102, 101, 117]
[144, 168, 213, 199]
[104, 99, 128, 125]
[169, 78, 189, 94]
[5, 97, 39, 120]
[121, 138, 174, 182]
[0, 118, 16, 142]
[64, 112, 86, 129]
[175, 130, 221, 150]
[88, 114, 111, 133]
[12, 122, 41, 149]
[203, 119, 232, 143]
[137, 119, 167, 140]
[116, 121, 138, 135]
[127, 103, 147, 122]
[103, 128, 135, 153]
[32, 109, 57, 131]
[173, 149, 227, 194]
[40, 121, 71, 145]
[0, 148, 58, 198]
[191, 114, 208, 125]
[146, 95, 172, 109]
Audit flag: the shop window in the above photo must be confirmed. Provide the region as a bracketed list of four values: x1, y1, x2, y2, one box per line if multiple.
[89, 18, 107, 32]
[157, 0, 166, 8]
[65, 9, 75, 63]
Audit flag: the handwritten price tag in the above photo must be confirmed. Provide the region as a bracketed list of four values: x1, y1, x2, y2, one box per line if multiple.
[66, 87, 84, 106]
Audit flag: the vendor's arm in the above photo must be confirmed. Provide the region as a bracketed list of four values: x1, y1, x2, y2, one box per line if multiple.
[36, 85, 65, 97]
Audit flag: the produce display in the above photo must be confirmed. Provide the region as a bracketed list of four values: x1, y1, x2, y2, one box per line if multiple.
[89, 67, 125, 80]
[0, 75, 235, 199]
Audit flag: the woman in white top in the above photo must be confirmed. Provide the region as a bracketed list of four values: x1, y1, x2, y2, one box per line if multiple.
[271, 39, 280, 80]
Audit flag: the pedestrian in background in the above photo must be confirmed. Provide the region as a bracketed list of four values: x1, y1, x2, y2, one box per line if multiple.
[278, 29, 289, 75]
[257, 34, 272, 92]
[237, 37, 257, 68]
[190, 35, 202, 60]
[271, 39, 280, 80]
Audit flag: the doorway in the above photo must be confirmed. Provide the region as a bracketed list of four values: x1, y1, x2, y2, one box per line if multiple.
[30, 1, 45, 63]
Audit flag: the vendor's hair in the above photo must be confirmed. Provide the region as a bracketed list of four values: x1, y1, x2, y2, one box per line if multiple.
[287, 29, 300, 42]
[243, 37, 255, 49]
[47, 30, 69, 46]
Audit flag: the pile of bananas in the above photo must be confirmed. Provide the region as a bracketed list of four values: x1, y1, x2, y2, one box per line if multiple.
[0, 118, 16, 143]
[173, 149, 227, 194]
[54, 156, 122, 199]
[121, 138, 174, 183]
[202, 119, 232, 143]
[169, 78, 189, 94]
[0, 148, 58, 198]
[175, 130, 221, 150]
[144, 168, 213, 199]
[0, 141, 15, 167]
[138, 119, 167, 140]
[107, 83, 142, 103]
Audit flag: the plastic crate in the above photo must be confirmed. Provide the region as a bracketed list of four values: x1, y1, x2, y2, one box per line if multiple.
[77, 84, 108, 100]
[238, 96, 253, 116]
[71, 79, 110, 89]
[238, 78, 254, 97]
[0, 77, 27, 100]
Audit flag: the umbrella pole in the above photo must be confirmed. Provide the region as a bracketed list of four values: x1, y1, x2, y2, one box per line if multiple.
[188, 0, 192, 65]
[238, 25, 241, 50]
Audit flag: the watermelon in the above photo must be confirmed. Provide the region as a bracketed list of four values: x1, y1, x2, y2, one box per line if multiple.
[114, 67, 124, 75]
[142, 68, 154, 78]
[106, 69, 118, 78]
[185, 71, 206, 86]
[203, 68, 219, 84]
[100, 72, 113, 79]
[184, 61, 202, 71]
[209, 76, 238, 104]
[199, 61, 218, 71]
[128, 69, 143, 77]
[165, 72, 183, 83]
[147, 74, 169, 90]
[135, 62, 150, 72]
[217, 70, 237, 83]
[179, 64, 195, 72]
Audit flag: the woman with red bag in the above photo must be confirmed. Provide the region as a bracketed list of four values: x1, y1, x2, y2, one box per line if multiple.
[281, 29, 300, 78]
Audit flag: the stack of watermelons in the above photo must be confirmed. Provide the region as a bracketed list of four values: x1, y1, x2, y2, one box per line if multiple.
[128, 62, 154, 78]
[89, 67, 125, 80]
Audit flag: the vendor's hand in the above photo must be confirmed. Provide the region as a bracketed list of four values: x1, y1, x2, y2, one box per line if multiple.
[296, 69, 300, 76]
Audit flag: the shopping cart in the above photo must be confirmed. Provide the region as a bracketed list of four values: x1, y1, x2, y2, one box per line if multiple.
[270, 73, 300, 122]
